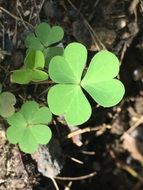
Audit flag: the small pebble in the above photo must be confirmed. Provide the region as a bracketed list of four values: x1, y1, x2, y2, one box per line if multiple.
[133, 66, 143, 81]
[116, 18, 127, 29]
[23, 10, 30, 17]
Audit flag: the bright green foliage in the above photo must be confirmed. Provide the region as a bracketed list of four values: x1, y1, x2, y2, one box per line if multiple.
[25, 22, 64, 66]
[48, 84, 91, 125]
[6, 101, 52, 153]
[0, 92, 16, 118]
[11, 50, 48, 84]
[47, 42, 125, 125]
[81, 50, 124, 107]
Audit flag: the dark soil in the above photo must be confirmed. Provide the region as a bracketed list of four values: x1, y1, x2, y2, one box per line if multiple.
[1, 0, 143, 190]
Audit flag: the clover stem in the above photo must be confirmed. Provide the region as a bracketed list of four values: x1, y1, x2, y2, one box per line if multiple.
[31, 80, 55, 84]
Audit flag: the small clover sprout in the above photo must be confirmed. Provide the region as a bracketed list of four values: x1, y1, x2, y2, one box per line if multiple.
[11, 50, 48, 84]
[47, 42, 125, 126]
[0, 91, 16, 118]
[6, 101, 52, 153]
[25, 22, 64, 66]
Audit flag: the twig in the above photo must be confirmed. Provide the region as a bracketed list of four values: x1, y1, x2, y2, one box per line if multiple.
[55, 171, 96, 181]
[120, 41, 128, 62]
[64, 182, 72, 190]
[94, 0, 100, 8]
[0, 6, 33, 28]
[28, 7, 34, 23]
[129, 0, 139, 14]
[129, 0, 139, 23]
[128, 116, 143, 133]
[38, 0, 46, 15]
[121, 116, 143, 139]
[16, 0, 28, 29]
[50, 177, 59, 190]
[67, 0, 106, 50]
[68, 128, 93, 138]
[108, 148, 143, 182]
[33, 0, 46, 23]
[80, 150, 96, 155]
[66, 155, 84, 164]
[88, 0, 100, 20]
[83, 19, 106, 50]
[67, 124, 110, 138]
[117, 161, 143, 181]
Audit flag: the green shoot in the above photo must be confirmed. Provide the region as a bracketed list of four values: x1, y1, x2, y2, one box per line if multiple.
[11, 50, 48, 84]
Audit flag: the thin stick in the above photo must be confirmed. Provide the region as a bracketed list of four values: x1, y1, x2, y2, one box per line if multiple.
[67, 124, 110, 138]
[121, 116, 143, 140]
[129, 0, 139, 14]
[66, 155, 84, 164]
[38, 0, 46, 15]
[67, 0, 106, 50]
[50, 177, 59, 190]
[68, 128, 92, 138]
[84, 19, 106, 50]
[34, 0, 46, 22]
[16, 0, 28, 29]
[109, 148, 143, 182]
[119, 163, 143, 181]
[55, 171, 96, 181]
[0, 6, 33, 28]
[80, 150, 96, 155]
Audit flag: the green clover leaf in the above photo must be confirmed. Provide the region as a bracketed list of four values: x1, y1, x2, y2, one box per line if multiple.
[0, 92, 16, 117]
[47, 42, 125, 125]
[6, 101, 52, 153]
[81, 50, 125, 107]
[25, 22, 64, 66]
[11, 50, 48, 84]
[48, 84, 91, 125]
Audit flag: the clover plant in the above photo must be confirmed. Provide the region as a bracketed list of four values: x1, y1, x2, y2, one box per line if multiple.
[6, 101, 52, 153]
[4, 22, 125, 154]
[25, 22, 64, 66]
[11, 50, 48, 84]
[47, 42, 125, 125]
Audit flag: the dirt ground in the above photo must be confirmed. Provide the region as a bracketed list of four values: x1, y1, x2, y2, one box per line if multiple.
[1, 0, 143, 190]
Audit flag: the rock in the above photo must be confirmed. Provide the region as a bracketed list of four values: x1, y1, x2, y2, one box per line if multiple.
[32, 138, 64, 178]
